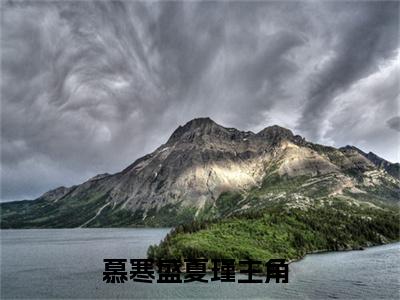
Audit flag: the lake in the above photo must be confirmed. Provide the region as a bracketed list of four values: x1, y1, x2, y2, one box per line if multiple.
[1, 228, 399, 299]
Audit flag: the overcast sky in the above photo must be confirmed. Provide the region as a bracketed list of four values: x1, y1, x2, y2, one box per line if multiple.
[1, 1, 399, 201]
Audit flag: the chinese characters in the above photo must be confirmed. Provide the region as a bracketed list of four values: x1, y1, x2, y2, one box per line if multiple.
[103, 258, 288, 284]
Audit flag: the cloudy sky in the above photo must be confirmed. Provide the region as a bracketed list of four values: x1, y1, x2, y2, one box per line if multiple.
[1, 0, 399, 201]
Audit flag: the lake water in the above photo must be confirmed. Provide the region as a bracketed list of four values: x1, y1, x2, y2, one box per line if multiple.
[1, 228, 399, 299]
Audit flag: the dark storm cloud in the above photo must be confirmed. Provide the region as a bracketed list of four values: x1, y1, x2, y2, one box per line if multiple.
[1, 1, 399, 201]
[387, 116, 400, 132]
[297, 1, 399, 140]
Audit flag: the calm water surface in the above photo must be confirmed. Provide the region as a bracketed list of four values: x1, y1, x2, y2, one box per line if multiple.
[1, 229, 399, 299]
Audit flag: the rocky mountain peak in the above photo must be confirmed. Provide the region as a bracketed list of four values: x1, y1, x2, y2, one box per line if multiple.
[180, 117, 219, 131]
[166, 118, 300, 146]
[340, 145, 365, 154]
[257, 125, 294, 142]
[166, 117, 231, 144]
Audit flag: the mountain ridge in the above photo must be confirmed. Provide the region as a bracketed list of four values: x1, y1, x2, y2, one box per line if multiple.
[1, 118, 399, 228]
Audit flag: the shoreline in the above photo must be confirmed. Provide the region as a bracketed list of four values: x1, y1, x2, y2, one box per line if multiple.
[2, 227, 398, 265]
[200, 241, 399, 276]
[286, 240, 400, 265]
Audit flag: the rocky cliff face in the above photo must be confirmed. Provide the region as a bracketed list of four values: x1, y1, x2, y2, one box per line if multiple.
[1, 118, 399, 228]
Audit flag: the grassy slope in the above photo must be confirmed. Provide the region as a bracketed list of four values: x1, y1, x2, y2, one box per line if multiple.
[0, 193, 200, 228]
[0, 191, 109, 228]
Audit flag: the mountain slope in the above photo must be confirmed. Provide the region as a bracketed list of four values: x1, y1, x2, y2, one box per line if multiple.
[1, 118, 399, 228]
[340, 145, 400, 178]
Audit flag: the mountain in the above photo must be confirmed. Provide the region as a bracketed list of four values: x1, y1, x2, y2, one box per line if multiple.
[1, 117, 399, 229]
[340, 145, 400, 178]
